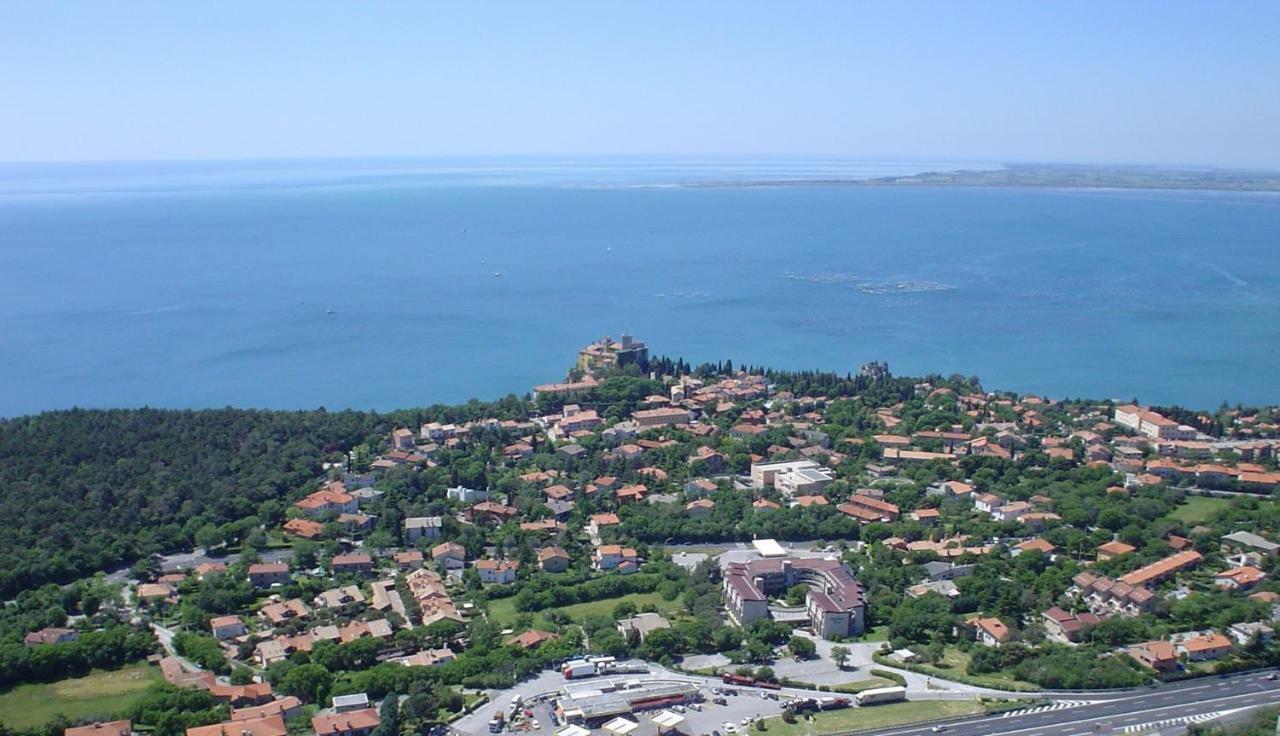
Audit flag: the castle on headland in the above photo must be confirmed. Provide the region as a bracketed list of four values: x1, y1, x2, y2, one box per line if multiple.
[576, 334, 649, 375]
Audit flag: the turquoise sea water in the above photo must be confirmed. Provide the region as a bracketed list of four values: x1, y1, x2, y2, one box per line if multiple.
[1, 158, 1277, 417]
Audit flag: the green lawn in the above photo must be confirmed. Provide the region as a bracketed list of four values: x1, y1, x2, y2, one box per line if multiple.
[897, 648, 1036, 691]
[762, 699, 983, 735]
[859, 625, 889, 642]
[830, 676, 897, 694]
[0, 662, 161, 730]
[488, 591, 681, 627]
[1167, 496, 1231, 525]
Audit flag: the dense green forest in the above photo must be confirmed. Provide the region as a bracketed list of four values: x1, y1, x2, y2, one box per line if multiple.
[0, 408, 385, 597]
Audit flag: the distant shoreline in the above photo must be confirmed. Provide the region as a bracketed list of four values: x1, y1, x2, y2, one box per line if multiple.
[681, 163, 1280, 193]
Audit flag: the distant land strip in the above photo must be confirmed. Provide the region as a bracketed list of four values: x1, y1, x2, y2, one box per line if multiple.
[683, 163, 1280, 192]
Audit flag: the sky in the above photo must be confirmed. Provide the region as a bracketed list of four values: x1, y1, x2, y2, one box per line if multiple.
[2, 2, 1279, 167]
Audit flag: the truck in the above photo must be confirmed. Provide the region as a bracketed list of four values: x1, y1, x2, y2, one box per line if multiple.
[487, 711, 505, 733]
[855, 686, 907, 706]
[721, 673, 781, 690]
[562, 659, 599, 679]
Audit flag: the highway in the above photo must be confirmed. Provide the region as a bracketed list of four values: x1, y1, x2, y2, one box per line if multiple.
[877, 670, 1280, 736]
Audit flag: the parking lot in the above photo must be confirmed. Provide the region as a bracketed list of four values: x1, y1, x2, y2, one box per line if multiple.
[452, 668, 794, 736]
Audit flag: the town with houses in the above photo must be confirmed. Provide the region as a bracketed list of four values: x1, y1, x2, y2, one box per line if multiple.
[10, 335, 1280, 736]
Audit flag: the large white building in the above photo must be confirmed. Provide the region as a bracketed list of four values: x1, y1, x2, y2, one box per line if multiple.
[1114, 405, 1197, 441]
[750, 459, 834, 495]
[723, 556, 865, 639]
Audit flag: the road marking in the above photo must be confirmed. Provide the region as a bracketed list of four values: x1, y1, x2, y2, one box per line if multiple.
[919, 689, 1280, 736]
[999, 700, 1092, 718]
[1118, 709, 1229, 733]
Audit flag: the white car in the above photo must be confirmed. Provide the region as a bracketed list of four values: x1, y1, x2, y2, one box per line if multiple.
[723, 723, 738, 734]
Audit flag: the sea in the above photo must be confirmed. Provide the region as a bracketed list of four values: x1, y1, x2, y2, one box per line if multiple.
[1, 157, 1278, 418]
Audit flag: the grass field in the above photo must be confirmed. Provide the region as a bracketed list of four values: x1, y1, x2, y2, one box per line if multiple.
[762, 699, 983, 735]
[1167, 496, 1231, 525]
[0, 662, 161, 730]
[830, 676, 897, 693]
[487, 591, 681, 627]
[894, 648, 1035, 692]
[860, 625, 889, 642]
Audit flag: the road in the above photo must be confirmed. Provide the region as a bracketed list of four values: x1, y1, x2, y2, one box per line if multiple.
[452, 666, 1280, 736]
[878, 670, 1280, 736]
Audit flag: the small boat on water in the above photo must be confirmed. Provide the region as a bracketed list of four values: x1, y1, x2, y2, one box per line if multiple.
[326, 308, 336, 315]
[493, 272, 502, 277]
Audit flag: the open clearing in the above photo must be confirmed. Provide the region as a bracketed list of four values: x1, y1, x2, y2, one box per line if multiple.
[762, 699, 984, 735]
[487, 591, 681, 627]
[0, 662, 160, 729]
[1167, 496, 1231, 525]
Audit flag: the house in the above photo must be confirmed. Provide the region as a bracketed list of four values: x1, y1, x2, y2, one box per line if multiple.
[752, 498, 782, 513]
[210, 615, 246, 641]
[404, 517, 443, 543]
[1221, 531, 1280, 557]
[967, 617, 1011, 647]
[137, 582, 178, 606]
[505, 629, 560, 651]
[446, 486, 490, 504]
[397, 648, 456, 667]
[1097, 540, 1137, 561]
[260, 599, 310, 626]
[684, 478, 719, 497]
[593, 545, 639, 573]
[1117, 550, 1202, 587]
[230, 697, 302, 722]
[616, 612, 671, 642]
[349, 487, 384, 507]
[750, 459, 822, 489]
[537, 546, 571, 573]
[616, 485, 648, 504]
[1041, 607, 1101, 644]
[187, 716, 286, 736]
[312, 709, 380, 736]
[248, 563, 291, 589]
[283, 518, 324, 539]
[314, 585, 366, 611]
[1012, 538, 1055, 557]
[466, 501, 518, 525]
[632, 407, 691, 428]
[838, 494, 900, 524]
[973, 493, 1002, 514]
[208, 683, 274, 708]
[339, 619, 393, 644]
[394, 550, 424, 570]
[432, 542, 467, 570]
[922, 561, 975, 581]
[588, 513, 622, 536]
[24, 627, 78, 647]
[1178, 633, 1233, 661]
[912, 508, 940, 526]
[193, 562, 228, 579]
[388, 427, 416, 450]
[331, 553, 374, 577]
[1128, 641, 1179, 673]
[520, 518, 565, 535]
[295, 485, 358, 517]
[686, 498, 715, 518]
[689, 446, 725, 473]
[66, 722, 132, 736]
[1228, 621, 1275, 646]
[476, 559, 519, 585]
[1215, 566, 1267, 590]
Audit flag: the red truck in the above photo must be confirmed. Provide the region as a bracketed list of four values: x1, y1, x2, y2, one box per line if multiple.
[721, 673, 781, 690]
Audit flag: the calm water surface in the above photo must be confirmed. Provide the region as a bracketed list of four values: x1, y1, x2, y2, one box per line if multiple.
[1, 158, 1277, 416]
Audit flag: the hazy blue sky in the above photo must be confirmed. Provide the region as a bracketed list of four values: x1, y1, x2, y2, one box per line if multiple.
[3, 2, 1278, 166]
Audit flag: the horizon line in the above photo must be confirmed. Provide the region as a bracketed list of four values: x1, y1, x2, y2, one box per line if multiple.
[1, 154, 1277, 173]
